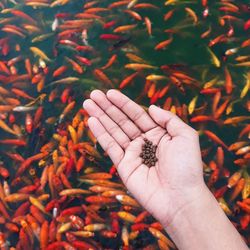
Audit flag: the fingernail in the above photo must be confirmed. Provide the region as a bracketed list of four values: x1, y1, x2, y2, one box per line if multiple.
[149, 105, 157, 109]
[82, 99, 90, 109]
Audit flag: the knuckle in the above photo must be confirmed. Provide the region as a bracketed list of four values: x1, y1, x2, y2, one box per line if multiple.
[106, 105, 115, 115]
[98, 112, 106, 121]
[130, 130, 141, 140]
[108, 125, 118, 135]
[106, 140, 116, 151]
[118, 117, 128, 127]
[133, 109, 144, 122]
[122, 141, 130, 149]
[120, 99, 130, 110]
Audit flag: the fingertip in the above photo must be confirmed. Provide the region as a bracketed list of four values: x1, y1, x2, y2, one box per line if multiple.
[90, 89, 103, 99]
[148, 104, 161, 116]
[106, 89, 120, 99]
[149, 105, 174, 118]
[148, 104, 157, 112]
[82, 99, 92, 110]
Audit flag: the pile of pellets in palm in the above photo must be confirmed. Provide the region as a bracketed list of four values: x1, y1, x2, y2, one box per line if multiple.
[140, 138, 158, 167]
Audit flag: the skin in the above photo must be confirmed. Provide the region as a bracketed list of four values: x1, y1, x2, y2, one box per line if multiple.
[83, 89, 248, 250]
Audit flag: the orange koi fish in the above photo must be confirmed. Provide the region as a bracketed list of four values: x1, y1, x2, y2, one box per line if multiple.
[242, 177, 250, 199]
[214, 99, 230, 119]
[5, 193, 29, 203]
[0, 119, 19, 135]
[155, 37, 173, 50]
[190, 115, 216, 123]
[125, 63, 157, 70]
[93, 69, 114, 87]
[116, 194, 140, 207]
[2, 25, 26, 38]
[101, 54, 117, 70]
[113, 24, 137, 33]
[134, 3, 159, 10]
[16, 152, 47, 177]
[119, 72, 138, 89]
[230, 178, 245, 201]
[224, 116, 250, 125]
[84, 223, 106, 232]
[204, 130, 228, 149]
[228, 171, 242, 188]
[236, 146, 250, 155]
[59, 101, 75, 123]
[144, 17, 152, 36]
[123, 10, 142, 21]
[148, 227, 175, 248]
[224, 67, 233, 94]
[85, 196, 116, 204]
[59, 188, 91, 196]
[117, 211, 136, 223]
[185, 7, 198, 24]
[0, 139, 26, 146]
[164, 9, 174, 21]
[80, 172, 112, 180]
[11, 88, 34, 100]
[65, 57, 84, 74]
[40, 221, 49, 249]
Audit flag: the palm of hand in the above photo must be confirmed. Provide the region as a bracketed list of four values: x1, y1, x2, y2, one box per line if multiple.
[119, 128, 203, 223]
[83, 89, 203, 225]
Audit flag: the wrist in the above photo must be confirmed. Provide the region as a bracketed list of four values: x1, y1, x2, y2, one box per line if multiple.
[163, 183, 248, 250]
[163, 185, 216, 249]
[163, 182, 212, 232]
[158, 181, 210, 230]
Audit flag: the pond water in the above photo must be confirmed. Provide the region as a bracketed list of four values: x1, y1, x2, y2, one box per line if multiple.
[0, 0, 249, 249]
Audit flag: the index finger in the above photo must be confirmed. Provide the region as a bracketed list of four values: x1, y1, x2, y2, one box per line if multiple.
[106, 89, 157, 132]
[148, 105, 197, 138]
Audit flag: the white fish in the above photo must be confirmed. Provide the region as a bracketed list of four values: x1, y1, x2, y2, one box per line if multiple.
[39, 58, 46, 69]
[81, 29, 89, 46]
[53, 207, 58, 218]
[13, 106, 37, 112]
[3, 181, 10, 196]
[127, 0, 138, 9]
[52, 18, 59, 31]
[225, 47, 239, 56]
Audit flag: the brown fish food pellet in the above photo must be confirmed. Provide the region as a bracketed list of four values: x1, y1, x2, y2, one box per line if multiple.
[140, 138, 158, 167]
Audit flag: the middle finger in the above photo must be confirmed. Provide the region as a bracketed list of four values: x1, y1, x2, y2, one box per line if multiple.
[83, 99, 130, 149]
[90, 90, 142, 140]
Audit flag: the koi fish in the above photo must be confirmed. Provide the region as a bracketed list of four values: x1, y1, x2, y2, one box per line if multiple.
[155, 37, 173, 50]
[113, 24, 137, 33]
[185, 7, 198, 24]
[125, 63, 157, 70]
[30, 47, 52, 62]
[119, 72, 138, 89]
[0, 119, 19, 135]
[207, 47, 221, 67]
[203, 130, 228, 149]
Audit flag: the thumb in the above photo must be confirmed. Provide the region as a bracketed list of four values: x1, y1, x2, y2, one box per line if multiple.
[148, 105, 195, 137]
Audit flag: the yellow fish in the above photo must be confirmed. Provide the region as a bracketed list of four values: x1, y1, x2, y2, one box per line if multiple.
[125, 63, 158, 70]
[30, 46, 52, 62]
[240, 75, 250, 99]
[207, 47, 220, 67]
[188, 96, 198, 115]
[146, 75, 167, 81]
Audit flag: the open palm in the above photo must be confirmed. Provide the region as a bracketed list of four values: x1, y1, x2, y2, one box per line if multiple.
[83, 89, 205, 225]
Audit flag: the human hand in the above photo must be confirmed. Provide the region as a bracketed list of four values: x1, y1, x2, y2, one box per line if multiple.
[83, 89, 207, 227]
